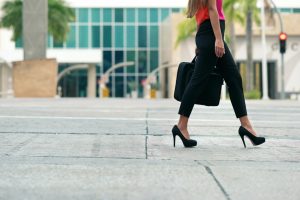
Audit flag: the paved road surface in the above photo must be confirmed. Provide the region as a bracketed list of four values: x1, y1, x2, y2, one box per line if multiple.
[0, 98, 299, 200]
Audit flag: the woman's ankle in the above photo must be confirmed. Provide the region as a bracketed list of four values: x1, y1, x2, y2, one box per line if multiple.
[177, 123, 187, 131]
[239, 116, 252, 128]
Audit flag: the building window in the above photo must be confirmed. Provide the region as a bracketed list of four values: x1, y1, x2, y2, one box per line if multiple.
[150, 8, 158, 23]
[126, 51, 136, 73]
[115, 25, 124, 48]
[126, 8, 136, 22]
[293, 8, 300, 13]
[103, 26, 112, 48]
[138, 8, 147, 23]
[115, 51, 124, 73]
[279, 8, 292, 13]
[138, 26, 147, 48]
[91, 8, 100, 23]
[78, 8, 89, 23]
[138, 50, 147, 73]
[115, 8, 124, 23]
[66, 25, 76, 48]
[150, 25, 159, 48]
[126, 26, 135, 48]
[92, 26, 100, 48]
[150, 50, 159, 71]
[103, 8, 112, 22]
[103, 51, 112, 72]
[115, 76, 124, 97]
[79, 25, 89, 48]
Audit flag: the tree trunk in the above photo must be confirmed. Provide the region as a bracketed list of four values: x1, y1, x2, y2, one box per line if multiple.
[23, 0, 48, 60]
[246, 9, 254, 92]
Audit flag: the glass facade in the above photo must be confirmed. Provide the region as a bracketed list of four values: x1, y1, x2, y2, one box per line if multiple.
[16, 8, 182, 97]
[276, 8, 300, 13]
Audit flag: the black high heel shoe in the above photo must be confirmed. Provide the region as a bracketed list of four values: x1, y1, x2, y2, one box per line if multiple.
[238, 126, 265, 148]
[172, 125, 197, 148]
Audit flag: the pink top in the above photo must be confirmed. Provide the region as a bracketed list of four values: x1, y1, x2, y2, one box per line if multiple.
[195, 0, 225, 26]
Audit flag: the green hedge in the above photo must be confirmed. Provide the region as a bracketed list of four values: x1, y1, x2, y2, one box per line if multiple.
[244, 89, 261, 99]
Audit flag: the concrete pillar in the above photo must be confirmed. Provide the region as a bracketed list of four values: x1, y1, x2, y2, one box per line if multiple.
[87, 64, 96, 98]
[23, 0, 48, 60]
[159, 69, 167, 98]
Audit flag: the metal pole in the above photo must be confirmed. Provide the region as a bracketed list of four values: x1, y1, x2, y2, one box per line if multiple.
[281, 53, 285, 99]
[261, 0, 269, 100]
[269, 0, 285, 99]
[269, 0, 283, 32]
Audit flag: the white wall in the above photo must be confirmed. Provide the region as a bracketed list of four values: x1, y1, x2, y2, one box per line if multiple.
[272, 0, 300, 8]
[0, 49, 102, 64]
[235, 35, 300, 92]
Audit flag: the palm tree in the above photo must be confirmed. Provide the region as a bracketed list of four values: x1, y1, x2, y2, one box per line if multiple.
[0, 0, 75, 43]
[175, 12, 197, 48]
[0, 0, 22, 42]
[241, 0, 261, 92]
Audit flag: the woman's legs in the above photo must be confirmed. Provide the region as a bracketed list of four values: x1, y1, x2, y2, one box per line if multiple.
[177, 47, 218, 138]
[177, 42, 259, 138]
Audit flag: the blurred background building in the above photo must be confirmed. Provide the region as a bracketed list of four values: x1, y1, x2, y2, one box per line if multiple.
[0, 0, 184, 98]
[0, 0, 299, 99]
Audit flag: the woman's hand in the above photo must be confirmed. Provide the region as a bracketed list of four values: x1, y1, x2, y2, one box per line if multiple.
[215, 39, 225, 58]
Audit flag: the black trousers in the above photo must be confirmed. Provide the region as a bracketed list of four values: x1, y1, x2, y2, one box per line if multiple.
[178, 20, 247, 118]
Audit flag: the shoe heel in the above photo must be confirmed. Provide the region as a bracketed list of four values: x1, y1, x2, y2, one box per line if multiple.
[239, 134, 246, 148]
[173, 133, 176, 147]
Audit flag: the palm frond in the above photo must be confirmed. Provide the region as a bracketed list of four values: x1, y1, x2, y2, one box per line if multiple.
[0, 0, 22, 41]
[0, 0, 75, 42]
[175, 17, 197, 48]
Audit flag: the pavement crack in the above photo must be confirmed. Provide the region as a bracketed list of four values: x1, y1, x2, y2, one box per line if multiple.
[195, 160, 231, 200]
[204, 165, 231, 200]
[145, 108, 149, 159]
[145, 136, 148, 159]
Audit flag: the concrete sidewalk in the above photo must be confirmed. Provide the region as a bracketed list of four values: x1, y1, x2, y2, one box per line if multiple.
[0, 98, 299, 200]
